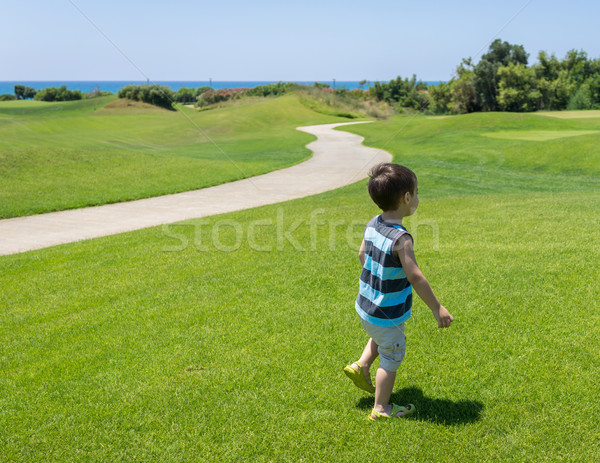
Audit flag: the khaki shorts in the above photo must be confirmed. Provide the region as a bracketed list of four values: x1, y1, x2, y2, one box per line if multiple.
[360, 319, 406, 372]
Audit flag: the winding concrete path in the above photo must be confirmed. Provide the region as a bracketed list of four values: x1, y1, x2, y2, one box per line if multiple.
[0, 121, 391, 256]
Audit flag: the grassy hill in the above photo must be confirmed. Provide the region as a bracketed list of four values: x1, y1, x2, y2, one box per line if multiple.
[0, 94, 357, 218]
[1, 108, 599, 461]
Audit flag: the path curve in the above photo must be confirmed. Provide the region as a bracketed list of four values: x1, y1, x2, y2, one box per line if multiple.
[0, 121, 391, 256]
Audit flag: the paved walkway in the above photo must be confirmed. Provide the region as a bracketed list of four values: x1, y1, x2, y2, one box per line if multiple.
[0, 121, 391, 256]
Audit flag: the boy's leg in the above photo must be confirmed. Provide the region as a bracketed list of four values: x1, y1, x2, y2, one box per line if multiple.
[371, 367, 411, 419]
[372, 367, 413, 417]
[345, 338, 378, 393]
[352, 338, 378, 380]
[373, 367, 397, 415]
[364, 323, 408, 417]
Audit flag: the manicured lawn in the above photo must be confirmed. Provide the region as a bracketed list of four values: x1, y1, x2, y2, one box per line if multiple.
[534, 109, 600, 119]
[0, 95, 353, 218]
[481, 129, 598, 141]
[1, 107, 599, 461]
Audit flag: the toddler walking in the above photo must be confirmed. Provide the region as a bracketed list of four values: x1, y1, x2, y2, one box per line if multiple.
[344, 163, 453, 421]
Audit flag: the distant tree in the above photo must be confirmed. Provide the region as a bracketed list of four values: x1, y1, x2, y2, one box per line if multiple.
[482, 39, 528, 67]
[14, 85, 24, 99]
[36, 87, 56, 101]
[427, 82, 452, 114]
[587, 73, 600, 107]
[174, 87, 196, 103]
[195, 86, 212, 97]
[23, 86, 36, 99]
[448, 59, 480, 114]
[14, 85, 37, 99]
[567, 74, 600, 110]
[415, 80, 428, 91]
[472, 39, 529, 111]
[497, 63, 541, 112]
[34, 86, 82, 102]
[246, 82, 299, 97]
[567, 85, 593, 110]
[118, 84, 175, 110]
[535, 51, 561, 81]
[451, 75, 479, 114]
[197, 88, 248, 107]
[563, 49, 591, 84]
[590, 57, 600, 77]
[369, 75, 427, 110]
[472, 59, 499, 111]
[537, 70, 573, 110]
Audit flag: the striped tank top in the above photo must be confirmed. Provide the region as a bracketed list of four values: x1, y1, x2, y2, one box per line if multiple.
[355, 215, 413, 327]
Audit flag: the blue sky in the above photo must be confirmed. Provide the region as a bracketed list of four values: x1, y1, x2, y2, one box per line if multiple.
[2, 0, 599, 81]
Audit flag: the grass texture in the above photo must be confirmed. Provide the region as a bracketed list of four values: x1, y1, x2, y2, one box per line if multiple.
[481, 129, 599, 141]
[1, 105, 600, 461]
[0, 95, 352, 218]
[534, 109, 600, 119]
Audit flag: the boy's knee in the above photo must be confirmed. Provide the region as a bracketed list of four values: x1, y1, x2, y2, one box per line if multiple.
[379, 343, 405, 372]
[360, 319, 407, 372]
[377, 335, 406, 372]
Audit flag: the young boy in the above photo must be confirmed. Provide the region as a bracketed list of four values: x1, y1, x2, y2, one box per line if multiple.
[344, 163, 454, 421]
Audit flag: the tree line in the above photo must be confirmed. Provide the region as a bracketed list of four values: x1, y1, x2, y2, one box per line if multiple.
[4, 40, 599, 113]
[0, 85, 112, 102]
[117, 82, 305, 109]
[370, 39, 600, 114]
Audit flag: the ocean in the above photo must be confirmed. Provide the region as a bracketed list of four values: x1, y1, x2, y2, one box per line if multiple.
[0, 80, 442, 96]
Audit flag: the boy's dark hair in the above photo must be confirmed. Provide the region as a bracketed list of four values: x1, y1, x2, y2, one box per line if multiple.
[367, 163, 417, 211]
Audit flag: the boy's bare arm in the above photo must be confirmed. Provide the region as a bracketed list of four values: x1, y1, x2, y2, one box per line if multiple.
[395, 235, 454, 328]
[358, 239, 366, 266]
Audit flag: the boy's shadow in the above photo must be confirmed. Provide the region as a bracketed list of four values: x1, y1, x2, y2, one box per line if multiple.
[357, 386, 484, 425]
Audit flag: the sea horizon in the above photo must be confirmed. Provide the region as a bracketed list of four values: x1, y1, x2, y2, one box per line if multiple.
[0, 80, 443, 96]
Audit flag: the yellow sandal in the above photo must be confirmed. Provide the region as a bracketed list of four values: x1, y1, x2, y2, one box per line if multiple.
[343, 361, 375, 393]
[369, 403, 416, 421]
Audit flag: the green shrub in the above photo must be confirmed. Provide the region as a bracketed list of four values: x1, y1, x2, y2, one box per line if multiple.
[174, 87, 196, 103]
[297, 86, 390, 119]
[195, 83, 301, 107]
[369, 75, 428, 110]
[246, 82, 299, 97]
[197, 88, 248, 107]
[497, 63, 541, 112]
[14, 85, 36, 99]
[427, 82, 452, 114]
[587, 75, 600, 106]
[118, 84, 175, 110]
[537, 72, 573, 110]
[567, 85, 593, 110]
[195, 86, 212, 96]
[0, 94, 16, 101]
[34, 86, 82, 102]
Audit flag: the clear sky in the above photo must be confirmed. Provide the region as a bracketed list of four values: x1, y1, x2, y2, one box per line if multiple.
[2, 0, 599, 82]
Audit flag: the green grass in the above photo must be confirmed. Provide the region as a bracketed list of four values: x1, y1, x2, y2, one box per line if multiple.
[341, 111, 600, 189]
[534, 109, 600, 119]
[0, 94, 355, 218]
[481, 129, 599, 141]
[1, 108, 600, 461]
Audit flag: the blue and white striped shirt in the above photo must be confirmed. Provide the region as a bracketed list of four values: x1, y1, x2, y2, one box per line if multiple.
[355, 215, 412, 327]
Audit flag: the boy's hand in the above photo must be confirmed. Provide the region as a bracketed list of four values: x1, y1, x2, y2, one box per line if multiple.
[433, 306, 454, 328]
[395, 236, 454, 329]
